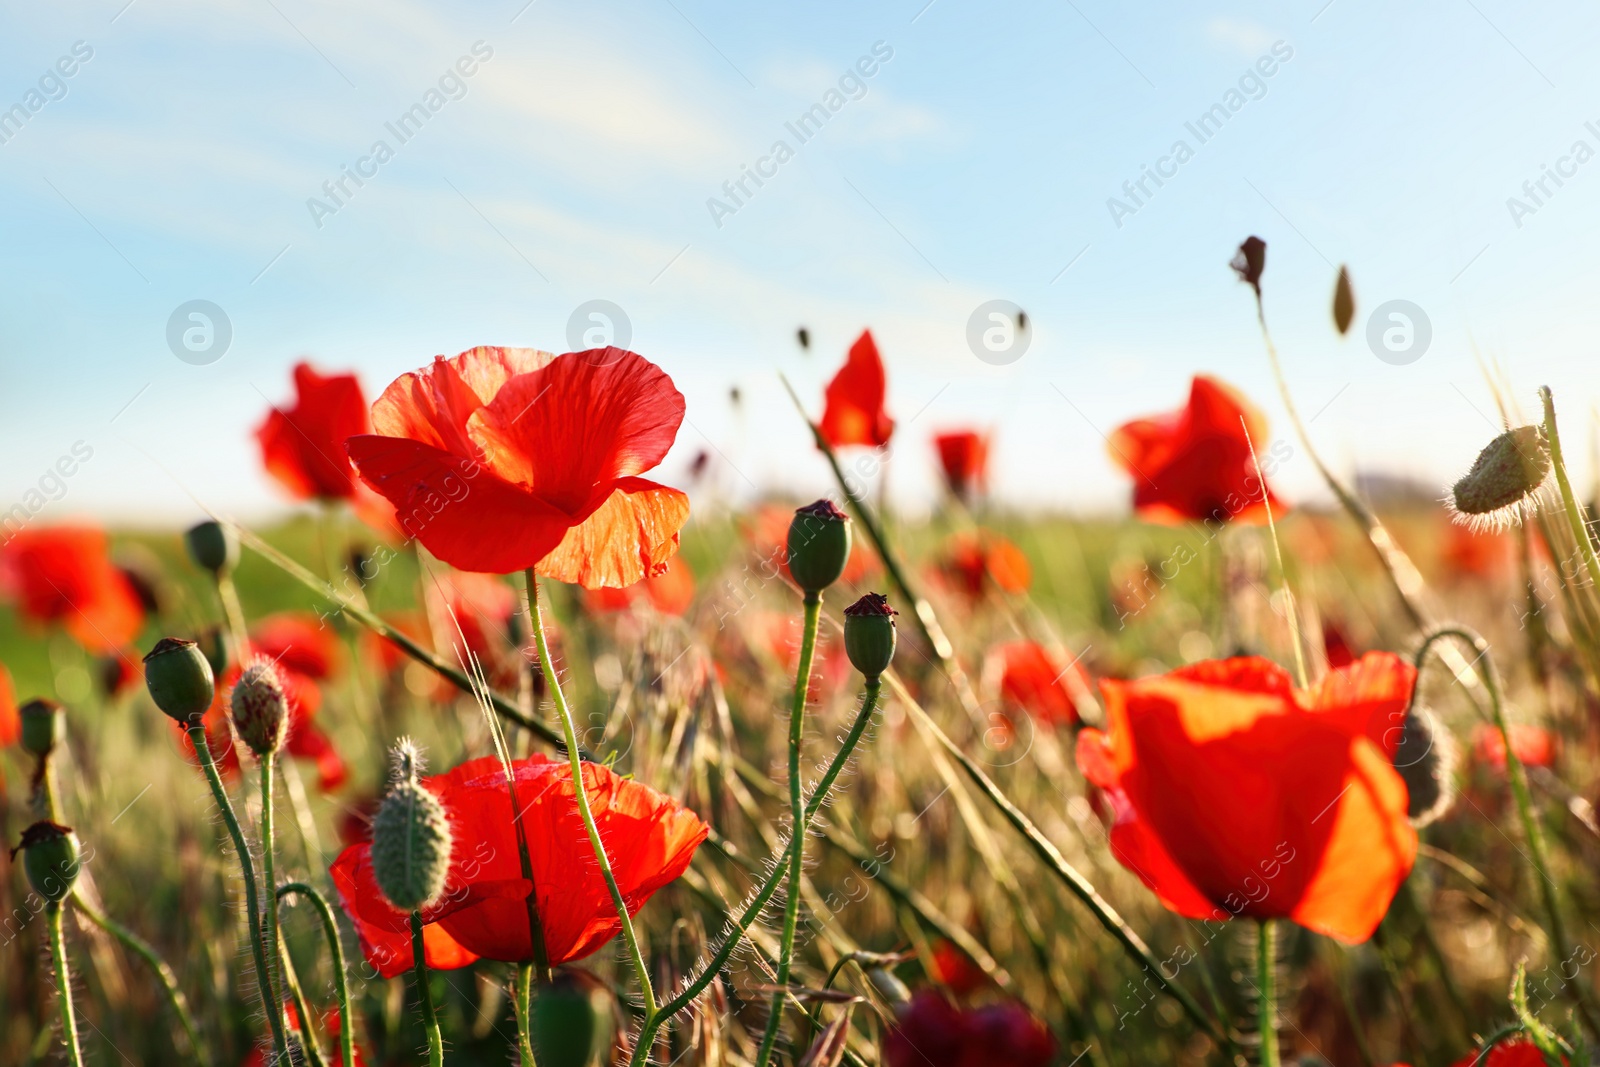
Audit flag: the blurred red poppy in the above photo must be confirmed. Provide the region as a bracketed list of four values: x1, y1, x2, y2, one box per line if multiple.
[1076, 653, 1417, 943]
[257, 362, 397, 533]
[929, 939, 987, 996]
[1108, 375, 1285, 526]
[586, 552, 695, 616]
[1440, 521, 1514, 581]
[933, 430, 989, 501]
[819, 330, 894, 448]
[346, 346, 689, 586]
[251, 612, 343, 680]
[422, 570, 519, 684]
[884, 990, 1054, 1067]
[0, 527, 145, 653]
[1450, 1040, 1560, 1066]
[243, 1003, 367, 1066]
[990, 641, 1088, 727]
[0, 665, 16, 748]
[1473, 722, 1557, 771]
[330, 754, 706, 967]
[937, 531, 1031, 600]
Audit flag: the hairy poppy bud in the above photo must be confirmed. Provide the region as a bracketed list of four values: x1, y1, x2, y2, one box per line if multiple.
[1231, 236, 1266, 295]
[1448, 425, 1550, 531]
[14, 821, 81, 904]
[843, 593, 897, 679]
[184, 520, 238, 576]
[143, 638, 216, 726]
[371, 740, 453, 914]
[19, 699, 63, 758]
[788, 499, 851, 594]
[1392, 707, 1457, 828]
[230, 659, 289, 759]
[531, 970, 613, 1067]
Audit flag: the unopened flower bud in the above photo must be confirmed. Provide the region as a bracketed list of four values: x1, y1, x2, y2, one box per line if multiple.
[230, 659, 289, 759]
[371, 740, 453, 914]
[843, 593, 898, 679]
[788, 499, 851, 594]
[1448, 425, 1550, 531]
[143, 638, 216, 726]
[19, 699, 63, 758]
[531, 970, 613, 1067]
[1392, 706, 1457, 828]
[13, 821, 81, 904]
[1231, 235, 1266, 295]
[184, 520, 238, 576]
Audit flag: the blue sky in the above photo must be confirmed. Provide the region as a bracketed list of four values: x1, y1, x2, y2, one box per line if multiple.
[2, 0, 1598, 525]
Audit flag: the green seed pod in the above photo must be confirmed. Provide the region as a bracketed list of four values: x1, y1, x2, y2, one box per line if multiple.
[184, 520, 238, 576]
[843, 593, 897, 679]
[531, 970, 613, 1067]
[14, 821, 81, 904]
[1448, 425, 1550, 531]
[370, 741, 453, 914]
[19, 699, 63, 758]
[230, 659, 289, 759]
[787, 499, 851, 594]
[143, 638, 216, 726]
[1391, 706, 1457, 828]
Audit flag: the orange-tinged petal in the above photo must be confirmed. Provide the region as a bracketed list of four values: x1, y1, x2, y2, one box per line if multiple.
[820, 330, 894, 448]
[370, 347, 554, 456]
[535, 478, 690, 590]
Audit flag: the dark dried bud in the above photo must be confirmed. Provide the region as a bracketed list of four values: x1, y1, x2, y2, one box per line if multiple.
[230, 659, 289, 758]
[13, 821, 81, 904]
[531, 970, 613, 1067]
[797, 327, 811, 351]
[143, 638, 216, 726]
[1392, 706, 1457, 828]
[370, 740, 453, 914]
[1448, 425, 1550, 531]
[843, 593, 897, 679]
[1231, 236, 1266, 295]
[184, 520, 238, 576]
[788, 499, 851, 594]
[1333, 266, 1355, 335]
[19, 699, 63, 758]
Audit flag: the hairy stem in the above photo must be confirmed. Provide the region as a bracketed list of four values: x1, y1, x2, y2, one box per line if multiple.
[515, 962, 539, 1066]
[410, 913, 444, 1067]
[259, 754, 286, 1032]
[278, 883, 356, 1067]
[46, 904, 85, 1067]
[73, 891, 208, 1065]
[1257, 921, 1279, 1067]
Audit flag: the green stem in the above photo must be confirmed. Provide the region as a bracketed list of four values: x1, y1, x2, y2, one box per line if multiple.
[755, 591, 823, 1067]
[46, 904, 85, 1067]
[187, 724, 291, 1060]
[1539, 387, 1600, 594]
[260, 754, 286, 1028]
[281, 944, 328, 1067]
[72, 891, 208, 1065]
[216, 572, 252, 666]
[278, 883, 356, 1067]
[1257, 921, 1279, 1067]
[515, 962, 539, 1066]
[410, 913, 444, 1067]
[527, 572, 656, 1014]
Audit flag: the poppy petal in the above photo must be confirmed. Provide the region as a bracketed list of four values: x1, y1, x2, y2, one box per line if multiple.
[329, 845, 480, 978]
[534, 478, 690, 590]
[369, 347, 555, 456]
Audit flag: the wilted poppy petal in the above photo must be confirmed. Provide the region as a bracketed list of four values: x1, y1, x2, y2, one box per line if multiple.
[535, 478, 690, 590]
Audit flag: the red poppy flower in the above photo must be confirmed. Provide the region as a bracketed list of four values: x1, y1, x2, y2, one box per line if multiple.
[1108, 375, 1285, 526]
[586, 553, 695, 616]
[330, 754, 706, 967]
[251, 612, 343, 680]
[933, 430, 989, 500]
[1076, 653, 1418, 943]
[929, 940, 987, 996]
[937, 532, 1031, 600]
[819, 330, 894, 448]
[884, 990, 1054, 1067]
[746, 504, 878, 588]
[1440, 521, 1514, 581]
[0, 665, 16, 748]
[1450, 1040, 1560, 1067]
[1473, 722, 1557, 771]
[989, 641, 1088, 727]
[346, 346, 690, 586]
[330, 846, 482, 979]
[0, 527, 145, 654]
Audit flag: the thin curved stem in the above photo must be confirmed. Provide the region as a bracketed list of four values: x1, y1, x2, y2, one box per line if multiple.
[278, 882, 356, 1067]
[72, 891, 208, 1065]
[188, 724, 291, 1061]
[527, 572, 656, 1014]
[755, 591, 823, 1067]
[410, 913, 444, 1067]
[46, 904, 85, 1067]
[1256, 920, 1279, 1067]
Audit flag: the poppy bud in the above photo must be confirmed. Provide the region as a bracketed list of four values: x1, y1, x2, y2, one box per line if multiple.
[370, 740, 453, 914]
[1231, 235, 1266, 295]
[867, 967, 912, 1008]
[19, 699, 64, 758]
[143, 638, 216, 726]
[531, 970, 613, 1067]
[184, 520, 238, 576]
[13, 821, 81, 904]
[1391, 706, 1457, 828]
[788, 500, 852, 594]
[230, 659, 289, 759]
[843, 593, 897, 679]
[1448, 425, 1551, 531]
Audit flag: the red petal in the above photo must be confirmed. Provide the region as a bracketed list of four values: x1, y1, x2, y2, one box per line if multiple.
[369, 347, 554, 456]
[255, 363, 372, 501]
[820, 330, 894, 448]
[535, 478, 690, 590]
[329, 845, 480, 978]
